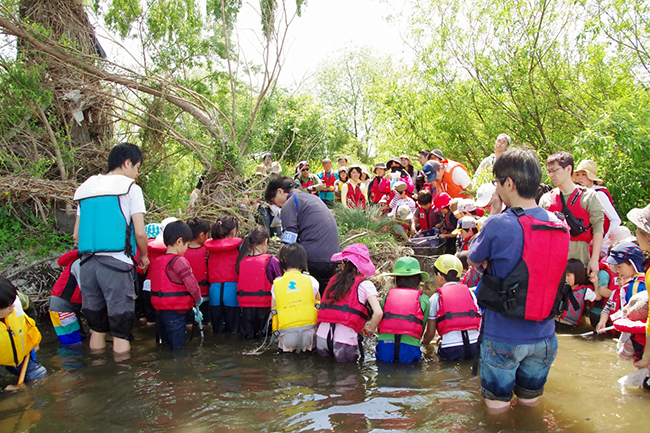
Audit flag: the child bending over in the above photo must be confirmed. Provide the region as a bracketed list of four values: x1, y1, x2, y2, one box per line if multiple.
[271, 244, 321, 352]
[236, 225, 282, 339]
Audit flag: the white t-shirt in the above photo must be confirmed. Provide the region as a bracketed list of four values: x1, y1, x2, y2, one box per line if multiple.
[429, 282, 480, 348]
[317, 279, 378, 346]
[589, 185, 621, 238]
[77, 174, 146, 265]
[450, 164, 472, 189]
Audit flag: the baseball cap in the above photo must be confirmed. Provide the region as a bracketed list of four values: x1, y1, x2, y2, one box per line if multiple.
[421, 161, 441, 183]
[475, 183, 496, 208]
[433, 192, 452, 211]
[457, 198, 477, 213]
[384, 256, 430, 281]
[434, 254, 463, 277]
[452, 216, 477, 235]
[394, 181, 408, 192]
[606, 241, 645, 272]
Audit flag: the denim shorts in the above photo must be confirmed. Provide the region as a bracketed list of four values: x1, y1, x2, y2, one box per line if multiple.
[480, 335, 558, 402]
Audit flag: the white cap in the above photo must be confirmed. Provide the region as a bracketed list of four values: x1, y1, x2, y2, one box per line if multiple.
[476, 183, 496, 208]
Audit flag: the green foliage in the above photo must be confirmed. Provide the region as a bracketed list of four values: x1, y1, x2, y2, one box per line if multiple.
[102, 0, 142, 38]
[333, 204, 391, 235]
[0, 205, 73, 265]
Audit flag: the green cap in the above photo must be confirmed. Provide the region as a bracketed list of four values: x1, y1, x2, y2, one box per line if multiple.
[385, 257, 430, 281]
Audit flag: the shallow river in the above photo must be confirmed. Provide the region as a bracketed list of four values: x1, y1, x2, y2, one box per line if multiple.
[1, 323, 648, 432]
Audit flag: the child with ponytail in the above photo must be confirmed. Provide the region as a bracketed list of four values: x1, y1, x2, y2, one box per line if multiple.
[316, 243, 383, 362]
[236, 225, 282, 339]
[204, 216, 242, 334]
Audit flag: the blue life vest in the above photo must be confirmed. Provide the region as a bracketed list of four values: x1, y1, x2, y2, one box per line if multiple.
[74, 174, 137, 256]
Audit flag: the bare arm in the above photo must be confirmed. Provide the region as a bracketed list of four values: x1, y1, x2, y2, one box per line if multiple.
[422, 319, 437, 345]
[132, 212, 149, 269]
[363, 295, 383, 336]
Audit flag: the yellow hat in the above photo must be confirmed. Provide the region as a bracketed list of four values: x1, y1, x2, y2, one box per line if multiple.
[434, 254, 463, 277]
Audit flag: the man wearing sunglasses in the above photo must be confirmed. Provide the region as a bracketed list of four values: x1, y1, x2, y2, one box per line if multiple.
[293, 161, 321, 195]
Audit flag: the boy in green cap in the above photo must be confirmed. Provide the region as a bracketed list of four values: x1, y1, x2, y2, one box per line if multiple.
[375, 257, 431, 362]
[422, 255, 481, 361]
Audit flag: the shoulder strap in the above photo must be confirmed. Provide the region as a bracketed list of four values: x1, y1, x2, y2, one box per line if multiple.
[293, 193, 299, 213]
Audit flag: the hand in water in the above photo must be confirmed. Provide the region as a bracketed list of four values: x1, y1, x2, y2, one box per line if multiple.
[595, 320, 608, 333]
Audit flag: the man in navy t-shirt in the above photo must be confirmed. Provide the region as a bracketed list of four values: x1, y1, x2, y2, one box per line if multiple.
[469, 149, 567, 411]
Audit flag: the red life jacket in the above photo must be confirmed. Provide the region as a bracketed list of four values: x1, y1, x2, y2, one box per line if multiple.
[378, 288, 424, 339]
[593, 185, 614, 234]
[51, 250, 82, 304]
[436, 283, 481, 335]
[147, 239, 167, 265]
[237, 254, 273, 308]
[183, 246, 209, 296]
[369, 177, 389, 203]
[599, 260, 618, 295]
[321, 171, 337, 187]
[418, 206, 433, 231]
[560, 284, 590, 325]
[346, 182, 367, 209]
[459, 234, 475, 251]
[150, 254, 195, 311]
[204, 238, 243, 283]
[477, 207, 570, 321]
[547, 187, 592, 242]
[317, 275, 369, 333]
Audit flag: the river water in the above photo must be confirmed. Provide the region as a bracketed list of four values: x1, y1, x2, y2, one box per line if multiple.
[1, 323, 648, 432]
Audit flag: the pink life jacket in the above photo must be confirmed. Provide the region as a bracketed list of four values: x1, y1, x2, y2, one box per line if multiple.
[560, 284, 590, 325]
[150, 254, 195, 311]
[204, 238, 243, 283]
[436, 283, 481, 335]
[477, 207, 570, 321]
[51, 250, 82, 304]
[236, 254, 273, 308]
[378, 288, 424, 339]
[183, 246, 209, 297]
[547, 187, 592, 242]
[317, 275, 369, 333]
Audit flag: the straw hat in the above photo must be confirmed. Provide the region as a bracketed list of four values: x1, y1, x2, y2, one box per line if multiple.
[575, 160, 603, 184]
[628, 204, 650, 234]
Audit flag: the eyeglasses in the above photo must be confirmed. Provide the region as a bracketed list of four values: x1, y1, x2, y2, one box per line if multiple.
[491, 178, 506, 186]
[547, 166, 563, 175]
[301, 167, 309, 171]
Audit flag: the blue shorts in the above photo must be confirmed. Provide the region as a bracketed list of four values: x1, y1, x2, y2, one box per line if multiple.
[376, 340, 421, 363]
[480, 335, 558, 402]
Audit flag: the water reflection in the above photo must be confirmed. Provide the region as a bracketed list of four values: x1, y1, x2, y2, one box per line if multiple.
[1, 324, 649, 432]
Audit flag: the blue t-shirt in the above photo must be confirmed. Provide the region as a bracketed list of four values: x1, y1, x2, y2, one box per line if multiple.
[469, 207, 557, 344]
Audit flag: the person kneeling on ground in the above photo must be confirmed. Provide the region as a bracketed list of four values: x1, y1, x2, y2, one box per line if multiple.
[271, 243, 321, 352]
[422, 255, 481, 361]
[376, 257, 431, 363]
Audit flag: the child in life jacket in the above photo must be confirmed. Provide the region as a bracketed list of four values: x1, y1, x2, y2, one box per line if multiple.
[334, 167, 348, 203]
[422, 255, 481, 361]
[376, 257, 431, 363]
[432, 193, 458, 255]
[588, 257, 619, 328]
[454, 216, 478, 252]
[613, 291, 648, 361]
[271, 243, 321, 352]
[316, 243, 383, 362]
[149, 221, 202, 350]
[391, 204, 416, 242]
[1, 277, 46, 388]
[49, 250, 84, 345]
[556, 259, 597, 326]
[205, 216, 242, 334]
[236, 225, 282, 339]
[597, 242, 647, 333]
[184, 217, 211, 324]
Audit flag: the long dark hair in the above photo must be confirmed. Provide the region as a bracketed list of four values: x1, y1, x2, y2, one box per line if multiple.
[325, 261, 359, 302]
[236, 225, 269, 273]
[211, 215, 238, 240]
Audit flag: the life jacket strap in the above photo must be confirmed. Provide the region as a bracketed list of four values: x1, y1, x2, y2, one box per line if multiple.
[152, 290, 193, 298]
[320, 303, 368, 319]
[437, 310, 480, 322]
[383, 312, 424, 326]
[237, 290, 271, 297]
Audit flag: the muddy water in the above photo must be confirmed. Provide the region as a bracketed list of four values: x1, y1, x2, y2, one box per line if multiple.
[1, 324, 648, 433]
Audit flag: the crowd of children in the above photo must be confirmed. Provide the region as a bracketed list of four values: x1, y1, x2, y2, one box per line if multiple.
[3, 146, 650, 403]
